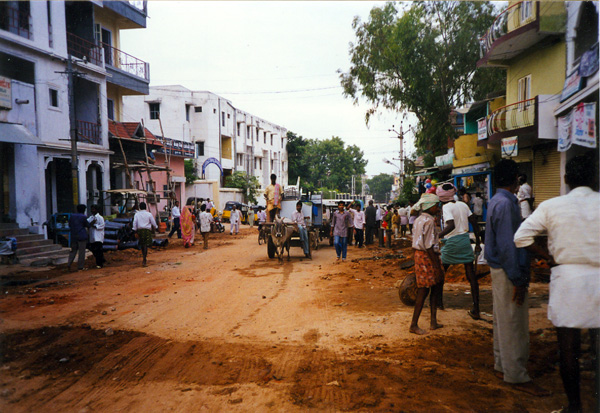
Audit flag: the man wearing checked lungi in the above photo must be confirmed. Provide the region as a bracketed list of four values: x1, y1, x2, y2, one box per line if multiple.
[437, 183, 482, 319]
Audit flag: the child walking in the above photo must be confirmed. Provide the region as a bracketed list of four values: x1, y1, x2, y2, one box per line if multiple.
[409, 193, 445, 335]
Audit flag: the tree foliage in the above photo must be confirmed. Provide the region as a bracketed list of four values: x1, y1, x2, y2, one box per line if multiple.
[224, 171, 261, 204]
[340, 2, 505, 155]
[184, 159, 199, 184]
[287, 132, 367, 193]
[366, 173, 394, 202]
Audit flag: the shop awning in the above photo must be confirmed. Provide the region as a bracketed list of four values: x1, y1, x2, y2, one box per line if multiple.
[0, 122, 42, 145]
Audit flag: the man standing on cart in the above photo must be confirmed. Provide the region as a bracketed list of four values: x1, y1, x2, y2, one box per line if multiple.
[292, 201, 310, 258]
[264, 174, 284, 222]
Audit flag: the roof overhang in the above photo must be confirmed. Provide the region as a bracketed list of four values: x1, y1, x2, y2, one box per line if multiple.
[0, 123, 42, 145]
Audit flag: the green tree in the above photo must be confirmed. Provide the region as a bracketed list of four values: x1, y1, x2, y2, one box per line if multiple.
[340, 2, 505, 155]
[184, 159, 199, 184]
[224, 171, 261, 204]
[287, 133, 368, 192]
[395, 178, 418, 205]
[366, 173, 394, 202]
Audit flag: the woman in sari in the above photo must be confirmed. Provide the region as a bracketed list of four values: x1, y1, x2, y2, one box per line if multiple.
[180, 201, 195, 248]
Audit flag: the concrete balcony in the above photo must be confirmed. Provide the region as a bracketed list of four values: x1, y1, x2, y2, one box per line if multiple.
[485, 95, 558, 145]
[67, 32, 103, 66]
[103, 42, 149, 95]
[103, 1, 147, 29]
[478, 1, 565, 68]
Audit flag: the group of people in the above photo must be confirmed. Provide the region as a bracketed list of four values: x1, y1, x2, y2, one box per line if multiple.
[67, 204, 106, 272]
[409, 156, 599, 410]
[167, 200, 215, 249]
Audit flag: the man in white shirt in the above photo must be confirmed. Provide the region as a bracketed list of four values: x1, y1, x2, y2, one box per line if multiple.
[353, 203, 365, 248]
[229, 204, 242, 235]
[168, 200, 181, 239]
[291, 201, 310, 258]
[514, 155, 599, 412]
[437, 183, 482, 318]
[517, 174, 533, 219]
[87, 204, 105, 268]
[198, 204, 213, 249]
[133, 202, 157, 267]
[472, 192, 484, 222]
[375, 205, 383, 229]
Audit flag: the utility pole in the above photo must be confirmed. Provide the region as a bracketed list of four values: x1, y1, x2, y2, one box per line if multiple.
[67, 55, 80, 209]
[389, 121, 405, 193]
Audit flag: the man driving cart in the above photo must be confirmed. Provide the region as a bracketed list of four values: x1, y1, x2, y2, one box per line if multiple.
[291, 201, 310, 258]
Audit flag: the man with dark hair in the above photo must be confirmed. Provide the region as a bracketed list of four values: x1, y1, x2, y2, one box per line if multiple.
[291, 201, 310, 258]
[515, 154, 599, 412]
[485, 159, 548, 396]
[168, 200, 181, 239]
[67, 204, 89, 271]
[330, 201, 352, 261]
[364, 200, 377, 245]
[198, 204, 213, 250]
[87, 204, 105, 269]
[264, 173, 284, 222]
[133, 201, 157, 267]
[517, 174, 533, 219]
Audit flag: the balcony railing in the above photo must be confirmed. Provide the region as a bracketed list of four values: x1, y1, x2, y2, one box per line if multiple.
[77, 120, 101, 145]
[479, 1, 537, 58]
[67, 32, 102, 66]
[0, 4, 32, 39]
[487, 97, 536, 136]
[102, 42, 149, 81]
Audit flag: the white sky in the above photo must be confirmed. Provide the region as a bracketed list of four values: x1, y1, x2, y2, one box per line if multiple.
[121, 1, 418, 177]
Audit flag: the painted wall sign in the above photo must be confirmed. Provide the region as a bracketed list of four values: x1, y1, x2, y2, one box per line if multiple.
[0, 76, 12, 110]
[560, 69, 584, 102]
[501, 136, 518, 157]
[201, 157, 223, 176]
[477, 117, 487, 140]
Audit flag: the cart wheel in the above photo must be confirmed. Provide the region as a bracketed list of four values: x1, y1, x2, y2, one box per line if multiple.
[267, 236, 276, 259]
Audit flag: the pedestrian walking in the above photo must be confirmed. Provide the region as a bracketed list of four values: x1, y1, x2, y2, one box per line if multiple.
[485, 159, 549, 396]
[364, 200, 377, 245]
[514, 155, 599, 412]
[229, 204, 242, 235]
[399, 203, 409, 237]
[408, 200, 417, 235]
[437, 183, 482, 319]
[517, 174, 533, 220]
[409, 193, 444, 335]
[248, 206, 255, 227]
[330, 201, 352, 261]
[133, 202, 157, 267]
[375, 205, 383, 229]
[180, 200, 195, 248]
[87, 204, 105, 269]
[67, 204, 89, 272]
[353, 203, 365, 248]
[472, 192, 484, 223]
[346, 203, 355, 246]
[198, 204, 213, 249]
[391, 208, 400, 239]
[168, 200, 181, 239]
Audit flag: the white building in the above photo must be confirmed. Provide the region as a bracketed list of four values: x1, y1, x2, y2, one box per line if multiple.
[0, 1, 149, 232]
[123, 85, 288, 206]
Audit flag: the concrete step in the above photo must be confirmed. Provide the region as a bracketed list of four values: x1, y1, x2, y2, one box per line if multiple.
[13, 234, 45, 242]
[16, 244, 62, 257]
[16, 238, 54, 249]
[19, 248, 71, 267]
[0, 223, 19, 230]
[0, 227, 28, 237]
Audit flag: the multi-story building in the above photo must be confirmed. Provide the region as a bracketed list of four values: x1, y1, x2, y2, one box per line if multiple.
[123, 85, 288, 208]
[0, 0, 149, 232]
[477, 1, 568, 204]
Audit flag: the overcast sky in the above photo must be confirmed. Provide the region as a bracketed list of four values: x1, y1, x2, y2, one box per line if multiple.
[121, 1, 418, 177]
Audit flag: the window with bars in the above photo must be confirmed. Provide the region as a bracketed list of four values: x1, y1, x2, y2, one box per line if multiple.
[149, 102, 160, 120]
[517, 75, 531, 110]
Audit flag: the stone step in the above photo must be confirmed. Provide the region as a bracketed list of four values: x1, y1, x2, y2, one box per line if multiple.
[16, 244, 63, 257]
[0, 227, 28, 237]
[0, 223, 19, 230]
[16, 239, 54, 249]
[12, 234, 46, 243]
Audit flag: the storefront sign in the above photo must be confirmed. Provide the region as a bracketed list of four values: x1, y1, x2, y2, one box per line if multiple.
[579, 46, 599, 78]
[477, 118, 487, 140]
[0, 76, 12, 110]
[157, 137, 195, 157]
[560, 69, 584, 102]
[501, 136, 518, 157]
[201, 157, 223, 176]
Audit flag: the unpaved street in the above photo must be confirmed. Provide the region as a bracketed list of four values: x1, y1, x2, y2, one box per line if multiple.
[0, 229, 596, 412]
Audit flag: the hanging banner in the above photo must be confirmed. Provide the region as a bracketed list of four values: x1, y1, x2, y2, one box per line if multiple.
[557, 111, 572, 152]
[572, 102, 597, 148]
[560, 69, 584, 102]
[477, 118, 487, 140]
[501, 136, 518, 157]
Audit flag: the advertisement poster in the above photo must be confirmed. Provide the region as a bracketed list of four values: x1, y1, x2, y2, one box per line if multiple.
[477, 118, 487, 140]
[572, 102, 597, 148]
[557, 111, 572, 152]
[560, 69, 583, 102]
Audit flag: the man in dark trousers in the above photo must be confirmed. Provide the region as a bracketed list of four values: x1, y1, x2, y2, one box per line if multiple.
[364, 200, 377, 245]
[168, 200, 181, 239]
[67, 204, 89, 271]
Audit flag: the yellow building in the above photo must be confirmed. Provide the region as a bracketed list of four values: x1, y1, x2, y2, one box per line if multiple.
[477, 0, 567, 205]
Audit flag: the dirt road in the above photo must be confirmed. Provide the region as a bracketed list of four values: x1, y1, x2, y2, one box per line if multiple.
[0, 228, 596, 411]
